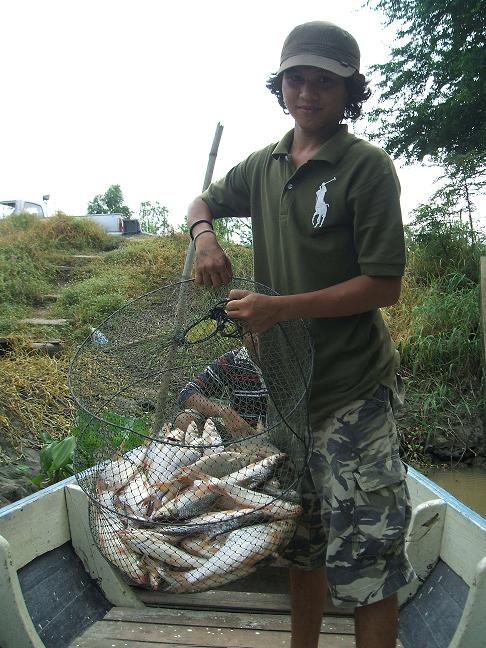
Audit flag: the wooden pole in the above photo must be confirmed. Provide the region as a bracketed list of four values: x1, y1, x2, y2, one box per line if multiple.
[181, 122, 224, 280]
[153, 122, 224, 433]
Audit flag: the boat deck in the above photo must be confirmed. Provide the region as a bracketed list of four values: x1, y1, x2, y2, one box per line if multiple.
[71, 567, 359, 647]
[70, 605, 356, 647]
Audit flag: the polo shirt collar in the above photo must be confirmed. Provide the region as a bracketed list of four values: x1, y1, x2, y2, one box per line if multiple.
[272, 124, 356, 165]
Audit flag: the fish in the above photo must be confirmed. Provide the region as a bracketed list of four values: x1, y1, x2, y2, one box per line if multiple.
[118, 528, 206, 570]
[116, 473, 154, 518]
[144, 439, 201, 486]
[161, 520, 296, 592]
[92, 502, 149, 586]
[154, 561, 258, 593]
[150, 479, 219, 521]
[96, 487, 127, 531]
[149, 475, 189, 513]
[259, 482, 301, 504]
[98, 443, 149, 490]
[185, 420, 201, 445]
[176, 451, 250, 480]
[163, 427, 186, 443]
[207, 477, 302, 520]
[221, 453, 287, 487]
[228, 439, 282, 461]
[201, 418, 224, 455]
[154, 507, 265, 537]
[180, 534, 226, 559]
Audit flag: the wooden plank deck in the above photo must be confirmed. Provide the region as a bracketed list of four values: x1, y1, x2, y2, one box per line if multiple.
[68, 566, 402, 647]
[70, 567, 358, 646]
[70, 605, 356, 647]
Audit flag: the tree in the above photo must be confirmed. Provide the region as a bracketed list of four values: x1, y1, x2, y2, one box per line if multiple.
[87, 184, 132, 219]
[213, 218, 253, 246]
[367, 0, 486, 163]
[138, 201, 171, 235]
[432, 152, 486, 238]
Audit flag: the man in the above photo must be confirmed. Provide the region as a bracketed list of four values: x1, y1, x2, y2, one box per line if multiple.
[186, 21, 415, 648]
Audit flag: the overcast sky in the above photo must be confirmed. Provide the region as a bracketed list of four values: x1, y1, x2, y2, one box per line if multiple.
[1, 0, 440, 226]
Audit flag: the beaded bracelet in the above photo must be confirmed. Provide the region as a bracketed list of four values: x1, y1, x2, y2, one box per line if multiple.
[193, 229, 217, 248]
[189, 219, 213, 240]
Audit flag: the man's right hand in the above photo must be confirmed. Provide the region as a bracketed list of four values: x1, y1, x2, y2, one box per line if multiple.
[188, 197, 233, 287]
[194, 230, 233, 287]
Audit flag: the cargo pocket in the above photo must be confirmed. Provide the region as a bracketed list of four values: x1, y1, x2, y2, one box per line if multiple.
[352, 454, 408, 560]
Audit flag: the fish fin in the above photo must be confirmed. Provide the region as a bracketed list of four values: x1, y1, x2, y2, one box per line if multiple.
[144, 557, 186, 591]
[152, 480, 179, 490]
[180, 466, 212, 483]
[171, 467, 197, 483]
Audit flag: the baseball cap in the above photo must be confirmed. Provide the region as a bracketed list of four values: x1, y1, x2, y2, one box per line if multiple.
[278, 21, 360, 78]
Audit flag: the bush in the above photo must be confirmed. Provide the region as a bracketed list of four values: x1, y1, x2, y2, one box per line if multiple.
[401, 274, 480, 380]
[55, 270, 141, 328]
[41, 213, 120, 251]
[406, 208, 485, 284]
[384, 212, 485, 462]
[0, 242, 52, 303]
[102, 234, 188, 286]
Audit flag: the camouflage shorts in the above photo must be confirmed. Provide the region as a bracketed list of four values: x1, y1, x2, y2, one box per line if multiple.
[284, 385, 417, 607]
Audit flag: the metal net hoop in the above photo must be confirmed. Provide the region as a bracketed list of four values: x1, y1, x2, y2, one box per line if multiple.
[69, 277, 313, 592]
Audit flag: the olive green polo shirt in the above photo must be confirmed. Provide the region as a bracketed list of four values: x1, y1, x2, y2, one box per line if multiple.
[202, 125, 405, 423]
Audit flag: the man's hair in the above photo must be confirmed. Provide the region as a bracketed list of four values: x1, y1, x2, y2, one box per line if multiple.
[265, 71, 371, 121]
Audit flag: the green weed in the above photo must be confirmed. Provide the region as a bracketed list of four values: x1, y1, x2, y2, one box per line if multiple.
[31, 432, 76, 487]
[72, 410, 150, 471]
[0, 242, 53, 303]
[55, 270, 140, 329]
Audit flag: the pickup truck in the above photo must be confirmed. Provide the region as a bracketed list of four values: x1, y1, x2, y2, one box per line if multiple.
[0, 200, 46, 218]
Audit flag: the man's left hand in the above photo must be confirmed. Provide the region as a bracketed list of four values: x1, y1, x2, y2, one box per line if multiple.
[226, 289, 282, 333]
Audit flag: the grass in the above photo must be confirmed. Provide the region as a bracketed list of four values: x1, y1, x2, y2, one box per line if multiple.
[0, 212, 483, 473]
[384, 223, 485, 465]
[0, 338, 74, 448]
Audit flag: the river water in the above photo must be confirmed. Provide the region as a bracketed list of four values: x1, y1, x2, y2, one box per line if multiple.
[424, 466, 486, 518]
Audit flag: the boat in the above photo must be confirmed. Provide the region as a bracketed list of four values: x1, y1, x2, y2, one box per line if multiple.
[1, 466, 485, 648]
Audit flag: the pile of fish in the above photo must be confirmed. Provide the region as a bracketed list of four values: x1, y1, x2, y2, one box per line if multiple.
[91, 418, 302, 593]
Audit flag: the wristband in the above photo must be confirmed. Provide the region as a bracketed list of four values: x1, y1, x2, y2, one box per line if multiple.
[193, 229, 216, 248]
[189, 219, 213, 240]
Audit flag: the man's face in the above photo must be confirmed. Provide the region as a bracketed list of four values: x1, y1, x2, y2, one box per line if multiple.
[281, 66, 348, 134]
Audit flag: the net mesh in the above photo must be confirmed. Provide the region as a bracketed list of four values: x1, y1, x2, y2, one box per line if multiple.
[70, 278, 313, 592]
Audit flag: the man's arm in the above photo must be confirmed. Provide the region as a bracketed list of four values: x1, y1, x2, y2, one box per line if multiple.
[226, 275, 402, 333]
[178, 392, 254, 439]
[187, 198, 233, 287]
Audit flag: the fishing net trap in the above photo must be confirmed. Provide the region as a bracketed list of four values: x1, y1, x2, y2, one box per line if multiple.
[69, 278, 313, 593]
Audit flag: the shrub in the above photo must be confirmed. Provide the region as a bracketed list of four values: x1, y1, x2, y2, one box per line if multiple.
[55, 270, 141, 328]
[0, 242, 52, 303]
[41, 212, 120, 251]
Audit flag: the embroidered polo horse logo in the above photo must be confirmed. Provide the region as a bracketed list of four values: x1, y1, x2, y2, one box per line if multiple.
[312, 177, 336, 228]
